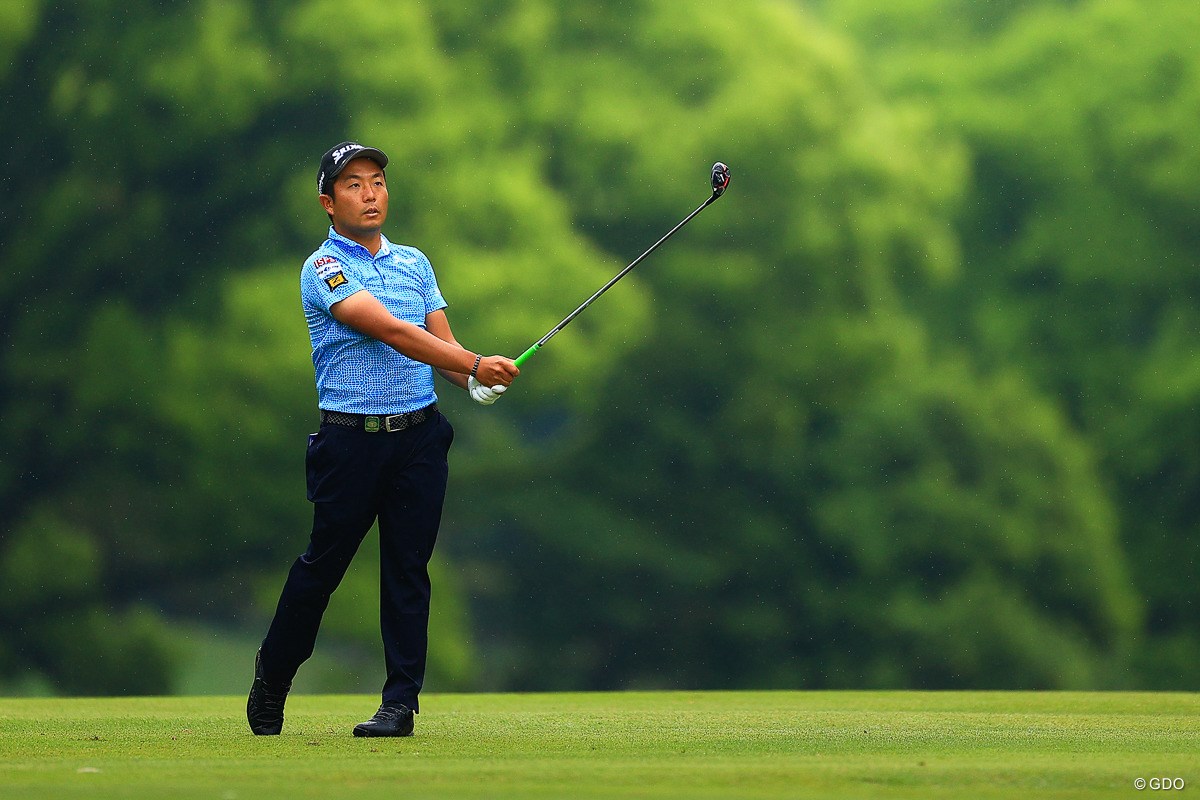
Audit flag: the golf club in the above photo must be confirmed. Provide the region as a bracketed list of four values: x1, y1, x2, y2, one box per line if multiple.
[512, 162, 731, 368]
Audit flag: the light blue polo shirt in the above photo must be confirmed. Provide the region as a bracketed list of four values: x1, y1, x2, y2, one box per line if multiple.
[301, 228, 448, 414]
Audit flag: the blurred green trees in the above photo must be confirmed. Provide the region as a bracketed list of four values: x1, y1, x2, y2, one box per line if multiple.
[820, 0, 1200, 687]
[0, 0, 1189, 694]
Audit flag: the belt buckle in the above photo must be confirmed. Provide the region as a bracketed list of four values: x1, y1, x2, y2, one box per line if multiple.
[383, 414, 407, 433]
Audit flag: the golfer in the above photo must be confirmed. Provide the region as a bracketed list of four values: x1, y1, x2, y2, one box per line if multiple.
[247, 141, 518, 737]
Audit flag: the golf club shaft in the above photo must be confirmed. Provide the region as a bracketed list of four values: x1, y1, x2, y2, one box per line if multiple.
[514, 193, 719, 368]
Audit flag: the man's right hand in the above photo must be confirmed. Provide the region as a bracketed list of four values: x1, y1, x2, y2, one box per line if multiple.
[474, 355, 519, 387]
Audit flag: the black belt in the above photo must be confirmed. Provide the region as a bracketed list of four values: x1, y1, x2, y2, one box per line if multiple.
[320, 403, 437, 433]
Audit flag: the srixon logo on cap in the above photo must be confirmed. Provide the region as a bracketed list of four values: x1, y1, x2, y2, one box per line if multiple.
[331, 143, 361, 164]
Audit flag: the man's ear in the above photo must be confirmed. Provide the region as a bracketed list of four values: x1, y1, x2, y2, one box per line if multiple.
[319, 194, 335, 215]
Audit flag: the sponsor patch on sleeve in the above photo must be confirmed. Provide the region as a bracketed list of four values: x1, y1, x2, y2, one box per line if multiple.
[313, 256, 347, 291]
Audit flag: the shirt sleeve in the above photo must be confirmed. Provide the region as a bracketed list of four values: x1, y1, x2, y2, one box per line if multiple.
[301, 253, 364, 313]
[415, 249, 448, 314]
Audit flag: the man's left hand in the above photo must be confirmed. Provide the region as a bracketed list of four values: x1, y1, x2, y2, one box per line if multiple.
[468, 376, 506, 405]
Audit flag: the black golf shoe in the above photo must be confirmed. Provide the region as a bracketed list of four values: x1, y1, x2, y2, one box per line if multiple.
[352, 703, 415, 737]
[246, 649, 291, 736]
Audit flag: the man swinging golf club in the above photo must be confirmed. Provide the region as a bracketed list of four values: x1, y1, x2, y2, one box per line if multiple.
[246, 141, 518, 737]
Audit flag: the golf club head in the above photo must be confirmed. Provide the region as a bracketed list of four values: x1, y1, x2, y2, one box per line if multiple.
[711, 162, 731, 197]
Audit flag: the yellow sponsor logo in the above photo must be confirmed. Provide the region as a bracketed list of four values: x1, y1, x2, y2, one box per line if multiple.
[325, 272, 347, 290]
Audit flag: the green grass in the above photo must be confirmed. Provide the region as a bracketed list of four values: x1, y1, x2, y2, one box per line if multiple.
[0, 691, 1196, 799]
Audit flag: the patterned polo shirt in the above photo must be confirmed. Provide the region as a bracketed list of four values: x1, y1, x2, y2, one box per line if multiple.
[300, 227, 448, 414]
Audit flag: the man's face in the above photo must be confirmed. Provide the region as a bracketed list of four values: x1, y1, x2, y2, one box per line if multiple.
[321, 157, 388, 237]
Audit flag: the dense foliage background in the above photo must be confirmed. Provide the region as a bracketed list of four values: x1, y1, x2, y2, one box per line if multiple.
[0, 0, 1194, 695]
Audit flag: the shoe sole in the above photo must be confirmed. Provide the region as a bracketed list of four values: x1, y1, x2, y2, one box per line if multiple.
[352, 725, 414, 737]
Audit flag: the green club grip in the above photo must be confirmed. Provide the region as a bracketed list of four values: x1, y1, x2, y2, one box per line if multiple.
[513, 343, 540, 368]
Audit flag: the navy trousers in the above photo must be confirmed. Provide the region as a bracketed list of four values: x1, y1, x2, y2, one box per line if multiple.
[259, 411, 454, 712]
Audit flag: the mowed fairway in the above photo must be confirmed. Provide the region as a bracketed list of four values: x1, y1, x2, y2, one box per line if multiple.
[0, 691, 1195, 799]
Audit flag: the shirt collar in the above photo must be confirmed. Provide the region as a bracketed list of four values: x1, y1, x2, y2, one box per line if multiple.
[327, 226, 392, 258]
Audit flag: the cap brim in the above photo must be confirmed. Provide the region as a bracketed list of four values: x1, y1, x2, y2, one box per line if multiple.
[328, 147, 389, 180]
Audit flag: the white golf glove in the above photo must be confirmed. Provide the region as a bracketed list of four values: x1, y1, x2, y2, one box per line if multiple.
[468, 376, 507, 406]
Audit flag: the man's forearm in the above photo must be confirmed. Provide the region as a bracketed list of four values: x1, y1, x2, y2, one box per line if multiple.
[436, 367, 469, 390]
[379, 321, 477, 374]
[331, 291, 478, 374]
